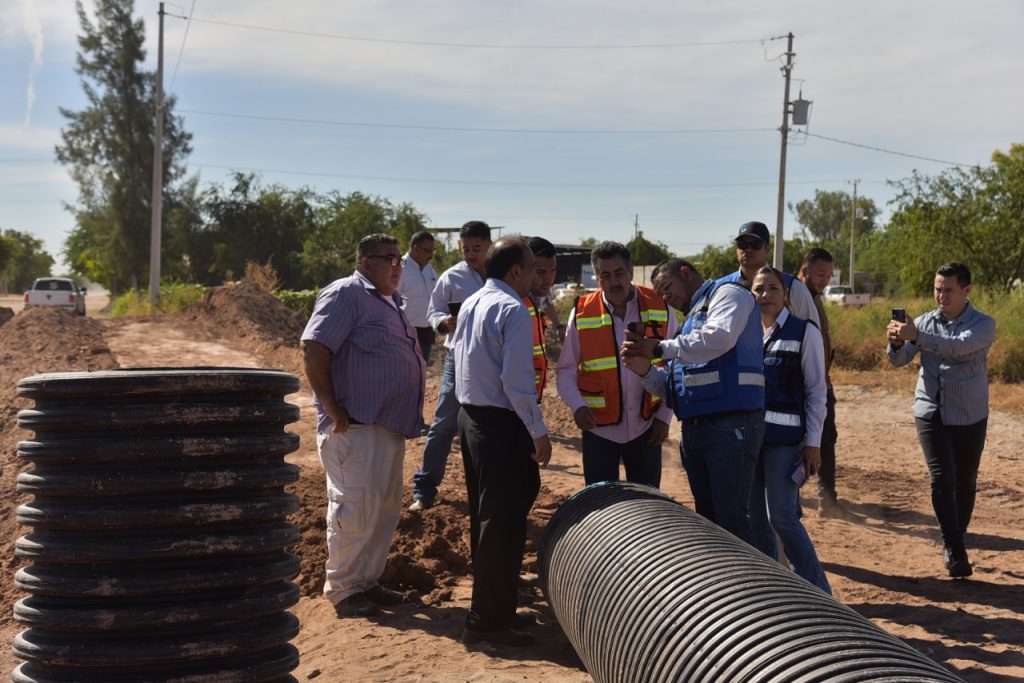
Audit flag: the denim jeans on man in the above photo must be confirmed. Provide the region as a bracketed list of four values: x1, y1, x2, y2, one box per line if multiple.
[680, 410, 764, 545]
[749, 443, 833, 594]
[412, 350, 460, 501]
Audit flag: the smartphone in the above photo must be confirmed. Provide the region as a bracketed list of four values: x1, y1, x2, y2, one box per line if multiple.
[891, 308, 906, 323]
[626, 322, 645, 337]
[448, 302, 462, 316]
[790, 462, 807, 487]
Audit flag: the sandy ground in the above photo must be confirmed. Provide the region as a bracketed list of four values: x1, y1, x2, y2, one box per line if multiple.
[2, 301, 1022, 681]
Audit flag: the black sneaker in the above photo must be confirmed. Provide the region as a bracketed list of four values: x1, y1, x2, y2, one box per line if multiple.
[333, 593, 380, 617]
[365, 584, 404, 606]
[462, 627, 533, 647]
[513, 610, 537, 629]
[944, 545, 973, 578]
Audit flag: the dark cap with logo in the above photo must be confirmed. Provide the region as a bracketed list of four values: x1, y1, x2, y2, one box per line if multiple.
[736, 221, 771, 244]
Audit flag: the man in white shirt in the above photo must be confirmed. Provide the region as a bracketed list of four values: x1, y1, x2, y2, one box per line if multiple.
[397, 230, 439, 362]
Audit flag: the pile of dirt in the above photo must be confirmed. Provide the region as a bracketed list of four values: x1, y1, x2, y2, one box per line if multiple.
[0, 307, 13, 327]
[182, 282, 307, 376]
[0, 307, 119, 629]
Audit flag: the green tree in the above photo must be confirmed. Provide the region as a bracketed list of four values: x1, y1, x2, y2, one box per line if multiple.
[1, 229, 55, 292]
[299, 191, 428, 286]
[578, 236, 598, 248]
[56, 0, 192, 294]
[865, 143, 1024, 294]
[789, 189, 879, 276]
[627, 233, 673, 265]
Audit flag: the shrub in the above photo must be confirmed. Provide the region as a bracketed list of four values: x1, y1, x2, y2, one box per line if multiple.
[109, 283, 207, 317]
[275, 289, 319, 319]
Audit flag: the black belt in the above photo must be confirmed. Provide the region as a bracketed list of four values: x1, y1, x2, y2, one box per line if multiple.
[682, 409, 760, 427]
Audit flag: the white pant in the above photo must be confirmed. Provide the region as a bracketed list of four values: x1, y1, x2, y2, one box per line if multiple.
[316, 424, 405, 603]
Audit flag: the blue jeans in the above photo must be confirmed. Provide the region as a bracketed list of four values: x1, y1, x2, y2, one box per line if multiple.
[680, 410, 763, 546]
[582, 429, 662, 488]
[749, 443, 832, 594]
[412, 350, 460, 501]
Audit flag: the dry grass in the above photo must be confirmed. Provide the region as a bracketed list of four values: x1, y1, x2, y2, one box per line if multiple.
[834, 368, 1024, 419]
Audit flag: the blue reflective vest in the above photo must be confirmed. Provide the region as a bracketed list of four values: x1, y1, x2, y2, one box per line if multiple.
[667, 280, 765, 420]
[763, 313, 810, 446]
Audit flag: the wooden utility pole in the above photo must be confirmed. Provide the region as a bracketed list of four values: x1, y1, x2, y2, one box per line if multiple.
[848, 179, 859, 289]
[773, 32, 794, 270]
[148, 2, 165, 305]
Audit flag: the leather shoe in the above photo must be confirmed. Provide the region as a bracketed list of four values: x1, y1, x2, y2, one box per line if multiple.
[365, 584, 404, 606]
[462, 627, 533, 647]
[333, 593, 380, 617]
[944, 545, 973, 578]
[408, 497, 434, 512]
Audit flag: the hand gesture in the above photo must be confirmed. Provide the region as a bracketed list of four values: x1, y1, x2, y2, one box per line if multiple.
[622, 337, 660, 359]
[645, 419, 669, 445]
[621, 353, 651, 377]
[532, 435, 552, 467]
[573, 406, 597, 431]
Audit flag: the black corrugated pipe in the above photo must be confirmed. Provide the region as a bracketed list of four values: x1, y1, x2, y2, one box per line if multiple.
[12, 368, 303, 683]
[539, 482, 963, 683]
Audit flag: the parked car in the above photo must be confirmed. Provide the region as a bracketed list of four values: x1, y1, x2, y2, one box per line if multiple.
[24, 277, 87, 315]
[822, 285, 870, 307]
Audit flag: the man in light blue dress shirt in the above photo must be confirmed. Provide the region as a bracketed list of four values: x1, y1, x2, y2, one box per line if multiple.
[453, 236, 551, 647]
[888, 262, 995, 578]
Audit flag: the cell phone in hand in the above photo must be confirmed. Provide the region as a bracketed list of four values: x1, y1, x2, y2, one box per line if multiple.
[891, 308, 906, 323]
[790, 462, 807, 487]
[626, 322, 645, 337]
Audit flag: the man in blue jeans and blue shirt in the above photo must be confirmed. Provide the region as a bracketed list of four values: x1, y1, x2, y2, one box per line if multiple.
[410, 221, 492, 511]
[622, 257, 765, 544]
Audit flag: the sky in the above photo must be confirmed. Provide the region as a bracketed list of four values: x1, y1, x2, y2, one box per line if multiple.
[2, 0, 1023, 272]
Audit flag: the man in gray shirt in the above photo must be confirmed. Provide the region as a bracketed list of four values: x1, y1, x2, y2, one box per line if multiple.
[888, 262, 995, 578]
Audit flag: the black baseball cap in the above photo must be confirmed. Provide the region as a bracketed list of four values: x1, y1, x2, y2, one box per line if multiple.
[736, 221, 771, 244]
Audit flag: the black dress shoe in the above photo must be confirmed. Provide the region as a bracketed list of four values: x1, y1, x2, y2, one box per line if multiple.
[333, 593, 380, 617]
[462, 627, 533, 647]
[513, 610, 537, 629]
[944, 545, 973, 578]
[365, 584, 404, 606]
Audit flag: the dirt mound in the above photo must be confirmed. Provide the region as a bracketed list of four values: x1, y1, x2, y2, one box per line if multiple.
[0, 307, 13, 327]
[0, 307, 118, 629]
[182, 283, 307, 376]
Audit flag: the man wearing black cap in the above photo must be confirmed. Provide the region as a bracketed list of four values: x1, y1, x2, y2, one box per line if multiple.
[720, 221, 819, 326]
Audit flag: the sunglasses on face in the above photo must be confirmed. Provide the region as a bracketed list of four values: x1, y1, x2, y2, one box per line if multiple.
[736, 240, 763, 251]
[366, 254, 402, 267]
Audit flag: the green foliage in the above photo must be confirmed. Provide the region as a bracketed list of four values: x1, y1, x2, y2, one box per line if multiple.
[828, 291, 1024, 381]
[789, 190, 878, 279]
[109, 282, 206, 317]
[1, 229, 55, 291]
[275, 289, 319, 319]
[627, 233, 673, 265]
[578, 236, 598, 248]
[57, 0, 193, 295]
[862, 142, 1024, 295]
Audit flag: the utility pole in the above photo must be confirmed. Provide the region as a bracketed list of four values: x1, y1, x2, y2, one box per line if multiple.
[148, 2, 165, 305]
[848, 179, 859, 289]
[773, 32, 794, 270]
[634, 214, 640, 241]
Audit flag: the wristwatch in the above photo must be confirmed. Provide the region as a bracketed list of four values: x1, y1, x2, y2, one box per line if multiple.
[652, 341, 664, 359]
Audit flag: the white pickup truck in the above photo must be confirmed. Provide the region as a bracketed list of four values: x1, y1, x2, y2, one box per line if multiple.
[822, 285, 870, 307]
[23, 277, 87, 315]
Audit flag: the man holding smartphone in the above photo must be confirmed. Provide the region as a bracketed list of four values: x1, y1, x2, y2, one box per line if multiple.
[887, 263, 995, 578]
[555, 241, 677, 487]
[409, 221, 491, 511]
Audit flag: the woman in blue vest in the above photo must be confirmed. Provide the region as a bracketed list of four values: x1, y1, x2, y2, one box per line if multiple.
[749, 267, 832, 594]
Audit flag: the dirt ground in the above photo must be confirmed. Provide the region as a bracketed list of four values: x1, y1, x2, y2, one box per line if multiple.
[1, 286, 1022, 681]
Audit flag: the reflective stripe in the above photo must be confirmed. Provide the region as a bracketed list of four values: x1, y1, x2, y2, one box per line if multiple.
[575, 313, 613, 330]
[582, 395, 607, 408]
[684, 371, 720, 387]
[765, 410, 802, 427]
[640, 309, 669, 322]
[766, 339, 802, 354]
[581, 356, 618, 372]
[533, 345, 544, 354]
[738, 372, 766, 387]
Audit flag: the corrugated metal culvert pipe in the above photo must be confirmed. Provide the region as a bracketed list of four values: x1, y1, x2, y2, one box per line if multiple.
[539, 482, 963, 683]
[12, 368, 303, 683]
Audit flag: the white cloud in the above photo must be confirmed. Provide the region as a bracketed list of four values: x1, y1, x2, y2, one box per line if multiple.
[0, 123, 60, 151]
[21, 0, 45, 126]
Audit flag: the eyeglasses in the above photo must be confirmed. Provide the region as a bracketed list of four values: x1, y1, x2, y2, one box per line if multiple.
[365, 254, 402, 267]
[736, 240, 763, 251]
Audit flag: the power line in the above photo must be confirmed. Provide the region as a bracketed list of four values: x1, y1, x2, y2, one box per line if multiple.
[177, 108, 774, 135]
[168, 0, 198, 92]
[806, 133, 975, 168]
[193, 161, 851, 189]
[186, 17, 764, 50]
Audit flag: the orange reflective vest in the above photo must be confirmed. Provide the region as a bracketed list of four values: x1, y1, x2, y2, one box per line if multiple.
[574, 285, 669, 425]
[523, 295, 549, 402]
